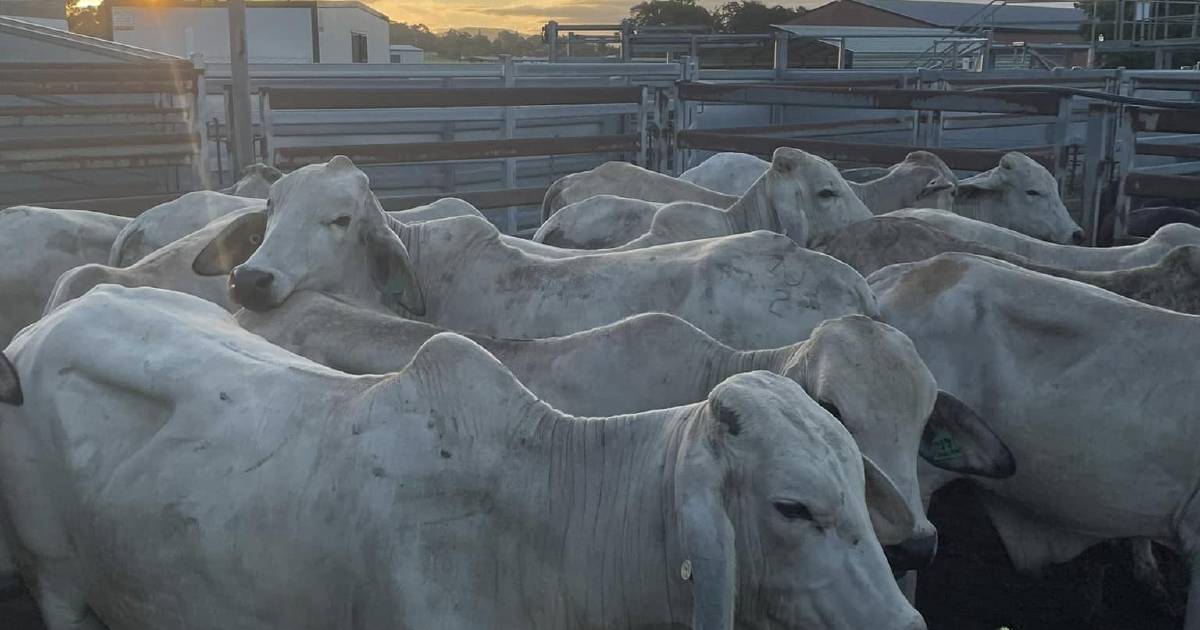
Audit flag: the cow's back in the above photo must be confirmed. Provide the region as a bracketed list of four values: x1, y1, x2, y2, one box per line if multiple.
[871, 254, 1200, 542]
[0, 206, 128, 346]
[426, 228, 876, 349]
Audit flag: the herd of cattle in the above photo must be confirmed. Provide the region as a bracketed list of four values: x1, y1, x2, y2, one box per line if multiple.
[0, 146, 1199, 630]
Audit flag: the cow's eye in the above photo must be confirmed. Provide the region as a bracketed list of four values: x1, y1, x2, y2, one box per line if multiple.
[330, 216, 351, 228]
[773, 501, 814, 521]
[818, 189, 838, 199]
[1026, 189, 1041, 197]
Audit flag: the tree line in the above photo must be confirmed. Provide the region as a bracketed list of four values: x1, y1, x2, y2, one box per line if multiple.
[391, 0, 807, 60]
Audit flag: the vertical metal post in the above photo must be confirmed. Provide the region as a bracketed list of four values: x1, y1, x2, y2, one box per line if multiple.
[1112, 104, 1136, 241]
[836, 37, 846, 69]
[546, 21, 559, 63]
[259, 89, 274, 167]
[673, 56, 697, 175]
[773, 30, 788, 78]
[1051, 93, 1072, 189]
[771, 31, 788, 125]
[620, 20, 632, 62]
[500, 55, 518, 234]
[1082, 103, 1112, 244]
[636, 85, 650, 168]
[227, 0, 254, 172]
[189, 53, 210, 190]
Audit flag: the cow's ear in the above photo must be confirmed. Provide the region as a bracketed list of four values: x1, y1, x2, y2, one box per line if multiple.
[193, 210, 267, 276]
[0, 352, 22, 406]
[920, 390, 1016, 478]
[361, 219, 426, 317]
[862, 455, 916, 546]
[956, 168, 1002, 197]
[917, 175, 956, 200]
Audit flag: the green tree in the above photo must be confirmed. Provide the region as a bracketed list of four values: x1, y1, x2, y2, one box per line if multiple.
[629, 0, 715, 29]
[68, 0, 109, 39]
[713, 0, 804, 33]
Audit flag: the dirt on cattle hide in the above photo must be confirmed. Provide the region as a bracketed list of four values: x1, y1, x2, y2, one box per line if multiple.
[919, 480, 1187, 630]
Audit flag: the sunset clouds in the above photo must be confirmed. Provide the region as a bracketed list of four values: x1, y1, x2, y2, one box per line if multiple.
[371, 0, 698, 33]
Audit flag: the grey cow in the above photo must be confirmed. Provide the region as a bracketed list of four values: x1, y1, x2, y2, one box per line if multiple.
[240, 292, 1016, 568]
[0, 206, 128, 347]
[819, 216, 1200, 315]
[195, 156, 877, 349]
[870, 253, 1200, 630]
[0, 285, 926, 630]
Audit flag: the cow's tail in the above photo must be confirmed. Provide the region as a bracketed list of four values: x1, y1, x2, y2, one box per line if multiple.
[0, 352, 21, 406]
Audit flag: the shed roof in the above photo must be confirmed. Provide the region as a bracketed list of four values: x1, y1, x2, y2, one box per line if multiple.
[801, 0, 1085, 33]
[0, 14, 180, 60]
[108, 0, 389, 22]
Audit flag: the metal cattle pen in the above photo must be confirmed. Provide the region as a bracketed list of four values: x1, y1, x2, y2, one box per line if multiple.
[0, 60, 206, 214]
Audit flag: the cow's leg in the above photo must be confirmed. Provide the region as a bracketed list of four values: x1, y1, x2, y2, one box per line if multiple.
[34, 562, 107, 630]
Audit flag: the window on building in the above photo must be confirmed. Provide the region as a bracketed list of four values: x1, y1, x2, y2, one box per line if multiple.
[351, 32, 368, 63]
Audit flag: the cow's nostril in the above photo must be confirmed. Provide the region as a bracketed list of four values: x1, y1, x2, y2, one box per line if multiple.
[254, 274, 273, 289]
[1071, 229, 1086, 245]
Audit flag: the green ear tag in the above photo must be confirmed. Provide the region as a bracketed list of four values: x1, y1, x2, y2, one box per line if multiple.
[930, 429, 963, 464]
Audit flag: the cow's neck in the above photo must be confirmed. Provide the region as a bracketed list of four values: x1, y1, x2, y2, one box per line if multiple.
[947, 192, 996, 224]
[724, 176, 779, 234]
[516, 408, 696, 626]
[390, 215, 497, 320]
[703, 341, 807, 391]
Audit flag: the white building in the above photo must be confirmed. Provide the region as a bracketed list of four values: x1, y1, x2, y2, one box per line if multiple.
[0, 0, 66, 30]
[389, 44, 422, 63]
[108, 0, 389, 64]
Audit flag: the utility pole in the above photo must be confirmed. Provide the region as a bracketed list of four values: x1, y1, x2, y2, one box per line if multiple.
[227, 0, 255, 172]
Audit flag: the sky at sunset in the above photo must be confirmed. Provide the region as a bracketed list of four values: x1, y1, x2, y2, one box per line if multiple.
[367, 0, 815, 33]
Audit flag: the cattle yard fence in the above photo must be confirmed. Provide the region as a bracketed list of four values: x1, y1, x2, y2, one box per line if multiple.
[0, 60, 206, 215]
[4, 59, 1199, 242]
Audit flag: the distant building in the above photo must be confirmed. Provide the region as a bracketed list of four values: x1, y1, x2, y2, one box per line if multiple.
[107, 0, 389, 63]
[0, 14, 177, 62]
[389, 43, 422, 63]
[784, 0, 1088, 68]
[0, 0, 66, 30]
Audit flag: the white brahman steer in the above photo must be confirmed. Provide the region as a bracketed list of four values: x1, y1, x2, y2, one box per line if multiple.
[680, 151, 957, 213]
[48, 200, 493, 315]
[951, 152, 1083, 244]
[108, 191, 261, 266]
[819, 216, 1200, 315]
[217, 162, 281, 198]
[889, 208, 1200, 271]
[0, 285, 926, 630]
[195, 156, 877, 349]
[534, 148, 871, 250]
[869, 253, 1200, 630]
[47, 207, 265, 314]
[0, 206, 128, 347]
[241, 294, 1017, 570]
[543, 151, 955, 221]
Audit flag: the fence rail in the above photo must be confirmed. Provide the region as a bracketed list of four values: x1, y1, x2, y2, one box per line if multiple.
[0, 60, 205, 211]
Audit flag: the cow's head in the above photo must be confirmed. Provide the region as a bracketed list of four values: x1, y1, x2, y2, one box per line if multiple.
[762, 148, 871, 246]
[781, 315, 1014, 572]
[675, 371, 926, 630]
[194, 156, 425, 316]
[955, 152, 1083, 245]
